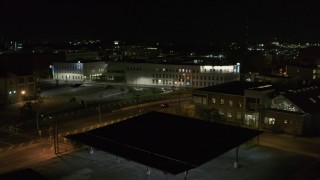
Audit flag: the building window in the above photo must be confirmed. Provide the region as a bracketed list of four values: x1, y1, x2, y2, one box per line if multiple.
[238, 102, 242, 107]
[220, 99, 224, 105]
[236, 112, 241, 119]
[218, 109, 224, 115]
[264, 117, 275, 125]
[229, 100, 233, 106]
[284, 119, 288, 124]
[227, 111, 232, 118]
[212, 98, 216, 104]
[18, 78, 25, 83]
[28, 77, 34, 82]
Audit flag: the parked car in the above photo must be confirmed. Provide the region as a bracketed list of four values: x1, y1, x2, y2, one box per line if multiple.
[71, 83, 84, 88]
[160, 103, 169, 108]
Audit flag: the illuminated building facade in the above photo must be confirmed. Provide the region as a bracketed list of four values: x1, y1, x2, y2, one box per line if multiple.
[52, 61, 106, 84]
[106, 62, 240, 87]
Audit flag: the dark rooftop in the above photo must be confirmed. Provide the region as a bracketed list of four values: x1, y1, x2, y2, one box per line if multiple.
[0, 168, 48, 180]
[66, 111, 261, 174]
[284, 86, 320, 113]
[193, 81, 272, 96]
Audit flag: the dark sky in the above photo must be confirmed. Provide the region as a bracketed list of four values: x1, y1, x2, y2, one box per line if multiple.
[1, 0, 320, 43]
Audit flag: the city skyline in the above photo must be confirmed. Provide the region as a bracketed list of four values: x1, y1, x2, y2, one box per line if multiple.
[1, 1, 320, 43]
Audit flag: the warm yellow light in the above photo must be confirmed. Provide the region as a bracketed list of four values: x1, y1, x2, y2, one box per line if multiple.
[21, 90, 26, 95]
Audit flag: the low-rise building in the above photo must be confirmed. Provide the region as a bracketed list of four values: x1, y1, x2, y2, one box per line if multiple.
[52, 61, 106, 84]
[0, 72, 37, 104]
[192, 81, 320, 136]
[106, 61, 240, 88]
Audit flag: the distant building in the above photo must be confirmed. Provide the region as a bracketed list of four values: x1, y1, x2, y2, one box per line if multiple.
[62, 50, 100, 62]
[52, 61, 107, 84]
[106, 61, 240, 88]
[286, 47, 320, 84]
[286, 64, 319, 84]
[0, 72, 37, 104]
[192, 81, 320, 136]
[105, 45, 163, 61]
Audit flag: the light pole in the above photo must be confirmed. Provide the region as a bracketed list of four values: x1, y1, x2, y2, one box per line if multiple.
[136, 95, 140, 114]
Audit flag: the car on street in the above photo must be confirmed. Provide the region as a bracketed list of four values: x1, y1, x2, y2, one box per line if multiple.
[71, 83, 84, 88]
[160, 103, 169, 108]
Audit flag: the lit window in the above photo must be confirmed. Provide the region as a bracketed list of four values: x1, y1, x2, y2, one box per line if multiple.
[220, 99, 224, 105]
[227, 111, 232, 117]
[284, 120, 288, 124]
[229, 100, 233, 106]
[266, 117, 275, 125]
[212, 98, 216, 104]
[218, 109, 224, 115]
[238, 102, 242, 107]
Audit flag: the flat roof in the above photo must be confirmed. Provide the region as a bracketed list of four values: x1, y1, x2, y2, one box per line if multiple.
[66, 111, 261, 174]
[194, 81, 271, 96]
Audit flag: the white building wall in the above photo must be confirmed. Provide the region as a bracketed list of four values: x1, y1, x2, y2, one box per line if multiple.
[123, 62, 240, 88]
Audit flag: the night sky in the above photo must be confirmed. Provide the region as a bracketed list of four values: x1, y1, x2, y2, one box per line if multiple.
[1, 0, 320, 43]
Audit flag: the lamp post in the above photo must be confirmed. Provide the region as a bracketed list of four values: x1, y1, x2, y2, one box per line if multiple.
[136, 95, 140, 114]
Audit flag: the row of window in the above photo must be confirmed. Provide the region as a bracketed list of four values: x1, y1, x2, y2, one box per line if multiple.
[61, 75, 83, 80]
[127, 67, 230, 74]
[8, 77, 34, 85]
[55, 70, 82, 74]
[56, 65, 81, 70]
[217, 112, 298, 127]
[151, 79, 224, 86]
[152, 74, 225, 81]
[212, 98, 242, 107]
[128, 67, 194, 73]
[264, 117, 298, 125]
[218, 110, 242, 119]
